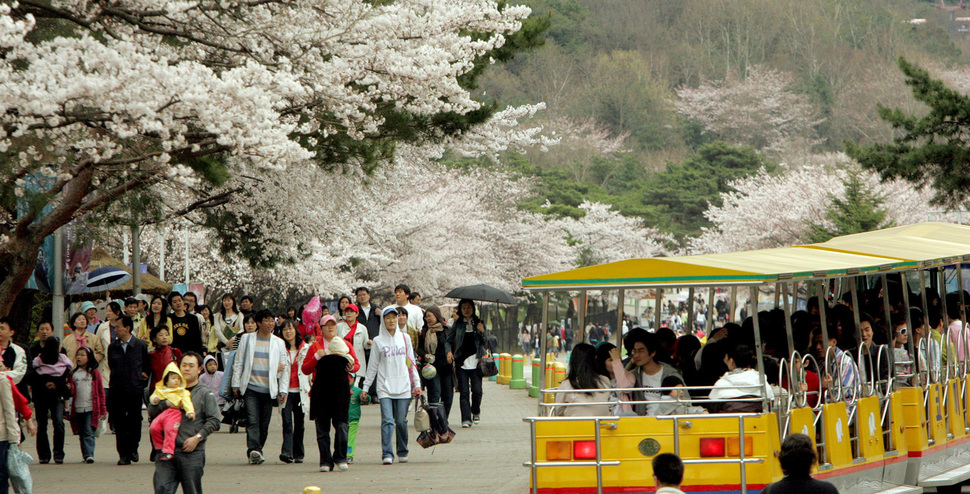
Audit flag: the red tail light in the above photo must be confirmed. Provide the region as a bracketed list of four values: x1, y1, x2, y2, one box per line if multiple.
[699, 437, 726, 457]
[574, 440, 597, 459]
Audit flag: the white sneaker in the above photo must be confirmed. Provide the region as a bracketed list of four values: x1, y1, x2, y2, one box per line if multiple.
[473, 414, 481, 424]
[461, 421, 472, 428]
[336, 462, 349, 471]
[382, 457, 393, 465]
[319, 465, 331, 472]
[249, 450, 264, 465]
[398, 456, 408, 464]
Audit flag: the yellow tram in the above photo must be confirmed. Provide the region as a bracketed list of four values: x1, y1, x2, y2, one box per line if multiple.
[522, 222, 970, 494]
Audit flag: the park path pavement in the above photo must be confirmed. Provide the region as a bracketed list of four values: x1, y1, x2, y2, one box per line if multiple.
[29, 376, 547, 494]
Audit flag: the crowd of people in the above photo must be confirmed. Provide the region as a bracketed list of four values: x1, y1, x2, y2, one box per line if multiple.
[554, 278, 961, 420]
[9, 283, 496, 493]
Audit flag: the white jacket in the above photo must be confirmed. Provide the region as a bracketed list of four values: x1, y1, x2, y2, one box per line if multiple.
[0, 377, 19, 444]
[231, 332, 289, 399]
[553, 376, 613, 417]
[337, 321, 368, 379]
[709, 368, 774, 401]
[295, 345, 311, 415]
[0, 343, 27, 386]
[214, 312, 243, 344]
[95, 320, 113, 388]
[362, 319, 420, 400]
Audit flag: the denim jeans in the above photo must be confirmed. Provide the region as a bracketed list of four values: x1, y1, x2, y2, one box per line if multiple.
[153, 449, 205, 494]
[75, 411, 96, 458]
[378, 398, 410, 459]
[36, 398, 65, 462]
[456, 368, 482, 423]
[280, 394, 305, 461]
[315, 415, 348, 469]
[243, 390, 274, 454]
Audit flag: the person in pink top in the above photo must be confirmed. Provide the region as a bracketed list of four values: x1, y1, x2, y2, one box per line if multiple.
[946, 293, 966, 360]
[596, 343, 634, 414]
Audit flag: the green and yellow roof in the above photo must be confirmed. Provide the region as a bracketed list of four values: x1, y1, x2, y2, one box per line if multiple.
[522, 222, 970, 291]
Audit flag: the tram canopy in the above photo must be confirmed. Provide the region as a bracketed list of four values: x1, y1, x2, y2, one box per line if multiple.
[807, 222, 970, 266]
[521, 222, 970, 291]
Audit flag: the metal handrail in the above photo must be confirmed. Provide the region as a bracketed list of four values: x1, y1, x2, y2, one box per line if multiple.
[836, 351, 861, 410]
[801, 353, 823, 411]
[825, 346, 842, 403]
[522, 416, 621, 494]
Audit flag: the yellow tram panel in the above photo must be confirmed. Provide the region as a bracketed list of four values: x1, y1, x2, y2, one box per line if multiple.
[947, 378, 966, 439]
[532, 415, 783, 492]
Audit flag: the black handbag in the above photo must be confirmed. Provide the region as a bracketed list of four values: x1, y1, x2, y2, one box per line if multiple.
[477, 347, 498, 377]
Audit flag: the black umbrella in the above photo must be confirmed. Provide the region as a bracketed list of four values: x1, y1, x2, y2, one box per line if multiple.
[444, 284, 517, 305]
[82, 266, 132, 293]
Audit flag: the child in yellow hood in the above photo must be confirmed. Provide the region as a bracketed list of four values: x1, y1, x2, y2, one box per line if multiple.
[149, 362, 196, 461]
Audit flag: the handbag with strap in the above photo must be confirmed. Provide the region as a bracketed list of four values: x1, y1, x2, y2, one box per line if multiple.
[413, 395, 431, 433]
[477, 338, 498, 377]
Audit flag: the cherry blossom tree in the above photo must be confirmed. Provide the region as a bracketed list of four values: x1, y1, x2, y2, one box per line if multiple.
[0, 0, 549, 316]
[554, 201, 670, 267]
[674, 65, 822, 154]
[689, 153, 937, 254]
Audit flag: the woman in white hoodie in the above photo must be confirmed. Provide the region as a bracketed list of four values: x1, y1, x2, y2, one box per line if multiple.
[708, 343, 773, 413]
[361, 307, 422, 465]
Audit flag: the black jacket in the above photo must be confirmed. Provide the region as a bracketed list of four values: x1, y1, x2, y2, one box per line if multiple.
[449, 318, 487, 368]
[417, 326, 453, 376]
[357, 304, 383, 342]
[309, 355, 351, 422]
[107, 336, 151, 394]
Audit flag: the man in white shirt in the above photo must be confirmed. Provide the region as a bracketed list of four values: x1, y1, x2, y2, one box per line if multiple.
[389, 284, 423, 339]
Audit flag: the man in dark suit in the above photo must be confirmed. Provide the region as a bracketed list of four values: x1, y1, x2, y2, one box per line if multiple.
[107, 315, 151, 465]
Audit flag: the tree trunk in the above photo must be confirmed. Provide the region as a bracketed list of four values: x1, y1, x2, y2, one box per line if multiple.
[0, 167, 94, 318]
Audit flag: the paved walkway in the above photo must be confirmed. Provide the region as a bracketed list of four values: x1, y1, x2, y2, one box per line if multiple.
[30, 378, 543, 493]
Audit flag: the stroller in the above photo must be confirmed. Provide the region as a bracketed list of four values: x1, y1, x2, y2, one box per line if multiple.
[220, 349, 247, 433]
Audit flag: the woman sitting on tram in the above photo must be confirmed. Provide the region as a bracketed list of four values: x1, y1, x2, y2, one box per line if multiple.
[708, 342, 774, 413]
[553, 343, 612, 417]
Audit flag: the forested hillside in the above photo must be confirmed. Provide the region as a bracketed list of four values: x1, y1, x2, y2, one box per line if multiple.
[456, 0, 970, 243]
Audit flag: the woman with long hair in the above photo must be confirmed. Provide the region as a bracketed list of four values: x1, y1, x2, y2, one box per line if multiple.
[279, 320, 309, 464]
[447, 299, 487, 428]
[418, 306, 453, 419]
[213, 294, 242, 351]
[554, 343, 612, 417]
[337, 296, 352, 315]
[137, 296, 171, 347]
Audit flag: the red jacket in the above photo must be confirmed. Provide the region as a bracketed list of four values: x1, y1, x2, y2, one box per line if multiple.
[7, 376, 30, 420]
[148, 345, 182, 393]
[300, 339, 360, 382]
[67, 368, 107, 434]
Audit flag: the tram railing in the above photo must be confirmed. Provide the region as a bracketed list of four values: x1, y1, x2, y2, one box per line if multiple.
[657, 413, 765, 494]
[522, 411, 765, 494]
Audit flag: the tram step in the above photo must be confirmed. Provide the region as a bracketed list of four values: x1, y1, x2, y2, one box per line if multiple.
[873, 486, 922, 494]
[921, 461, 970, 487]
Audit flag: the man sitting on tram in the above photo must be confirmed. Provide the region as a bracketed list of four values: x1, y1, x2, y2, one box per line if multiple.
[624, 329, 686, 416]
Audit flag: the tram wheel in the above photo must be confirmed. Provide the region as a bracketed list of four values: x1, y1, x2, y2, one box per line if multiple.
[935, 484, 962, 494]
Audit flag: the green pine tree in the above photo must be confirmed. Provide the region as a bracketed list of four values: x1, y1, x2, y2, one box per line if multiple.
[806, 174, 894, 243]
[845, 57, 970, 208]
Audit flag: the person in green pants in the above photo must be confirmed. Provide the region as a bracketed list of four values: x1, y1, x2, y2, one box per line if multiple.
[347, 383, 370, 463]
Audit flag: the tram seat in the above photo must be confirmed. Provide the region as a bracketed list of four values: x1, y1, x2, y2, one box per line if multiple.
[707, 396, 763, 414]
